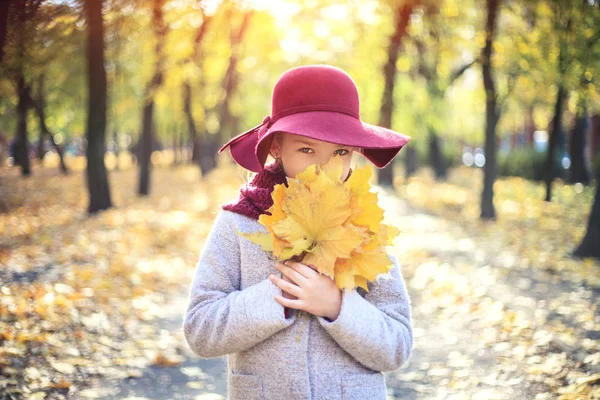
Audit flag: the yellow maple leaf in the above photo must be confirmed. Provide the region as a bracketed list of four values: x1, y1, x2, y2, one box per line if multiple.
[241, 155, 400, 290]
[378, 223, 400, 246]
[241, 184, 289, 256]
[346, 162, 373, 195]
[333, 258, 357, 290]
[350, 191, 384, 232]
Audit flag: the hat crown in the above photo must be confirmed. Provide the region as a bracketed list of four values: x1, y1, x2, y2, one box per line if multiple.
[270, 65, 360, 122]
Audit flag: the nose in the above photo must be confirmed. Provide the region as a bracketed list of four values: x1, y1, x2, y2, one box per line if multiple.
[317, 154, 334, 166]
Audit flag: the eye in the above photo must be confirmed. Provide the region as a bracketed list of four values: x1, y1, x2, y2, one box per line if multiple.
[299, 148, 314, 154]
[334, 149, 350, 156]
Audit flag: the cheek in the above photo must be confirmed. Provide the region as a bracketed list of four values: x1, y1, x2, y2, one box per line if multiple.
[280, 153, 309, 178]
[291, 162, 313, 178]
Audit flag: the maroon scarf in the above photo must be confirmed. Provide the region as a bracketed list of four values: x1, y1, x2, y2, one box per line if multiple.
[221, 161, 288, 220]
[222, 161, 353, 220]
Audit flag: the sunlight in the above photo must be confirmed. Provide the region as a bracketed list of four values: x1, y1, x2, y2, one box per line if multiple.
[243, 0, 302, 17]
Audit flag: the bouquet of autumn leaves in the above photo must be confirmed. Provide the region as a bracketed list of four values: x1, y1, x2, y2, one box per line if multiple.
[240, 155, 400, 292]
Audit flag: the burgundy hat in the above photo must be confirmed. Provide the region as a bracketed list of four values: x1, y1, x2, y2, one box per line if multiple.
[218, 64, 411, 173]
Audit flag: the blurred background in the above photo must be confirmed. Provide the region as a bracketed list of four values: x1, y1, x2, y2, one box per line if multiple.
[1, 0, 599, 399]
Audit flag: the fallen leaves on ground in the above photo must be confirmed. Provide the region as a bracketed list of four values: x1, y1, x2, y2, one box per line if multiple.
[2, 159, 599, 399]
[0, 159, 240, 399]
[396, 166, 599, 288]
[392, 166, 600, 399]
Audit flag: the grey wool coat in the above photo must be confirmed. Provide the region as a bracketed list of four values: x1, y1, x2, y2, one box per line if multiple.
[183, 209, 414, 400]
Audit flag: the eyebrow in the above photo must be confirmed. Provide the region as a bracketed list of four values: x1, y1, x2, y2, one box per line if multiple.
[291, 139, 349, 148]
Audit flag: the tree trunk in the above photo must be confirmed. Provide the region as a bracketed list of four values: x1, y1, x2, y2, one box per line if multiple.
[207, 10, 252, 174]
[138, 0, 166, 196]
[590, 114, 600, 156]
[199, 134, 216, 176]
[31, 74, 68, 174]
[544, 84, 566, 201]
[172, 129, 178, 165]
[34, 108, 68, 175]
[37, 128, 44, 162]
[15, 74, 31, 176]
[404, 145, 418, 178]
[84, 0, 112, 213]
[138, 101, 153, 195]
[525, 106, 535, 147]
[568, 101, 590, 185]
[181, 128, 188, 163]
[545, 4, 571, 201]
[573, 169, 600, 259]
[378, 1, 414, 187]
[480, 0, 501, 220]
[13, 0, 31, 177]
[0, 0, 12, 65]
[111, 14, 123, 172]
[183, 81, 200, 163]
[183, 11, 212, 166]
[192, 136, 201, 163]
[428, 130, 447, 180]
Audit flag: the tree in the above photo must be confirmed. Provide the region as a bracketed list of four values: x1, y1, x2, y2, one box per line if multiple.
[480, 0, 501, 220]
[182, 6, 213, 166]
[30, 73, 68, 174]
[567, 1, 600, 185]
[540, 0, 600, 199]
[84, 0, 112, 213]
[406, 2, 476, 180]
[199, 4, 253, 176]
[138, 0, 168, 196]
[1, 1, 83, 176]
[543, 0, 570, 202]
[6, 0, 45, 177]
[568, 100, 590, 185]
[573, 167, 600, 259]
[0, 0, 12, 65]
[377, 0, 417, 187]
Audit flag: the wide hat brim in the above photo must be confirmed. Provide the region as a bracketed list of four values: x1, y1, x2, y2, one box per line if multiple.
[219, 110, 411, 173]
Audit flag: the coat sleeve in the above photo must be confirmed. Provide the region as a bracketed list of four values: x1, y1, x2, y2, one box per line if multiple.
[183, 210, 297, 358]
[315, 254, 413, 372]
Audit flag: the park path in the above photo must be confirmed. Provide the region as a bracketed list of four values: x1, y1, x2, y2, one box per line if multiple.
[74, 185, 599, 400]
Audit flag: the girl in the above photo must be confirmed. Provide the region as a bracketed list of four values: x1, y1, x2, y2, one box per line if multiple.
[183, 64, 413, 400]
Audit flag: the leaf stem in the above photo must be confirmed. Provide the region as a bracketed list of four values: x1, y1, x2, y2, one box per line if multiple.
[295, 310, 309, 342]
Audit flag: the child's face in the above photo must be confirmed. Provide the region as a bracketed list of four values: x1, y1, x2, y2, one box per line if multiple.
[270, 132, 359, 180]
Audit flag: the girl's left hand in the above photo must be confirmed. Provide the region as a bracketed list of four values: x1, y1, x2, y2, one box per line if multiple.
[270, 260, 342, 321]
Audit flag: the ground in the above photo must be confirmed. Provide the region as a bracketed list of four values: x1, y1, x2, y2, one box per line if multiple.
[1, 160, 599, 399]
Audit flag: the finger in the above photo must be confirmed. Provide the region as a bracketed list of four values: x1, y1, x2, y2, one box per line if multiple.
[276, 262, 309, 285]
[269, 274, 302, 298]
[284, 260, 319, 279]
[274, 294, 304, 310]
[282, 274, 295, 284]
[276, 265, 293, 280]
